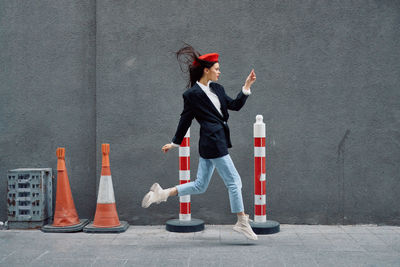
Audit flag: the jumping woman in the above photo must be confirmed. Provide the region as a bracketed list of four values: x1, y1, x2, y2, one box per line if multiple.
[142, 45, 258, 240]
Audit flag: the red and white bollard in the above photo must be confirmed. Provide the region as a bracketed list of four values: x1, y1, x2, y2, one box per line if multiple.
[254, 115, 266, 223]
[166, 128, 204, 232]
[250, 115, 280, 234]
[179, 129, 191, 221]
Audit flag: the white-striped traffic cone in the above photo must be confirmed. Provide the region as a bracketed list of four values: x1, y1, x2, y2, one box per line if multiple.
[83, 144, 129, 233]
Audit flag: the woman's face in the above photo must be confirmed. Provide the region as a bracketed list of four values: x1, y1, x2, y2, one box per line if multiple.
[206, 63, 221, 81]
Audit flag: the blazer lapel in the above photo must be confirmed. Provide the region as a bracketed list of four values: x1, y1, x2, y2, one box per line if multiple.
[194, 83, 224, 120]
[210, 83, 228, 119]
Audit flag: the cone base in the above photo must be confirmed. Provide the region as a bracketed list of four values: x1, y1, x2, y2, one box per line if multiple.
[93, 203, 121, 228]
[41, 219, 90, 233]
[250, 220, 280, 235]
[52, 215, 80, 227]
[83, 220, 129, 233]
[166, 218, 205, 233]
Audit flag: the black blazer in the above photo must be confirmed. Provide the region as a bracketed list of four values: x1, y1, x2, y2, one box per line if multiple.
[172, 82, 249, 159]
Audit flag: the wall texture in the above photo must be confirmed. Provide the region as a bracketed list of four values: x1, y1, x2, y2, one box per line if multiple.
[0, 1, 97, 221]
[1, 0, 399, 225]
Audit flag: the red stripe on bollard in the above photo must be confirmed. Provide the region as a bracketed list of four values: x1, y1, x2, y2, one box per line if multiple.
[179, 157, 190, 171]
[180, 137, 190, 147]
[254, 137, 266, 147]
[254, 180, 266, 195]
[180, 202, 191, 214]
[262, 158, 266, 174]
[254, 157, 265, 176]
[180, 180, 190, 185]
[255, 204, 266, 216]
[254, 157, 266, 195]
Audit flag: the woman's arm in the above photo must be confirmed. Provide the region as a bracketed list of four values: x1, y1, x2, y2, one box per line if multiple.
[162, 94, 195, 153]
[225, 69, 256, 111]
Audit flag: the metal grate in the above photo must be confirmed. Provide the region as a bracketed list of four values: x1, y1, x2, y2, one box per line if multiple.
[7, 168, 53, 229]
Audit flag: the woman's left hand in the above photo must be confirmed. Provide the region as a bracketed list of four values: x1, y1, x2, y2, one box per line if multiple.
[244, 69, 256, 90]
[162, 143, 174, 153]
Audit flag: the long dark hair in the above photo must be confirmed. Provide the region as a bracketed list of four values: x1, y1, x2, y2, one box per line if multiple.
[176, 44, 217, 88]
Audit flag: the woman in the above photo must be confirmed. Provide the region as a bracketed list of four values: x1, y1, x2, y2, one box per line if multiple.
[142, 45, 257, 240]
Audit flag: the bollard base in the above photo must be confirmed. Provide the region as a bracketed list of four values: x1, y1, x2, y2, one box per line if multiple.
[41, 219, 90, 233]
[166, 218, 205, 233]
[83, 221, 129, 233]
[250, 220, 280, 235]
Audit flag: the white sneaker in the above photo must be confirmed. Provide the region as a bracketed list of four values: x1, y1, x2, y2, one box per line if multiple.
[141, 183, 170, 208]
[233, 214, 258, 240]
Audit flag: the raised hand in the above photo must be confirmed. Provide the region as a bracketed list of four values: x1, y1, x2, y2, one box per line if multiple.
[244, 69, 256, 90]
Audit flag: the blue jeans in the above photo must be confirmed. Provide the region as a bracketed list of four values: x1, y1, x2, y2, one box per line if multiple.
[176, 154, 244, 213]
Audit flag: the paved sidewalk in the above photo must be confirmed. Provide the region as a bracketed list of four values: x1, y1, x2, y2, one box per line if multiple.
[1, 224, 400, 266]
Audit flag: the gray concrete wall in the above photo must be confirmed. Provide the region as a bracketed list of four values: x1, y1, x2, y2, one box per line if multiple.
[0, 1, 97, 220]
[1, 0, 399, 225]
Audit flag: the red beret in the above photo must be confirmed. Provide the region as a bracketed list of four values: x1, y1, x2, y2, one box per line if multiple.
[193, 53, 219, 66]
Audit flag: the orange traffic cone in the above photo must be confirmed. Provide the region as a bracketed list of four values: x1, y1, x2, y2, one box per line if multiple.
[83, 144, 129, 233]
[42, 148, 89, 232]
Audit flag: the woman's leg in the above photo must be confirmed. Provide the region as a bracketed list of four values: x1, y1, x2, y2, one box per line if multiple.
[213, 154, 257, 240]
[142, 157, 215, 208]
[174, 156, 215, 196]
[213, 154, 244, 214]
[168, 187, 178, 197]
